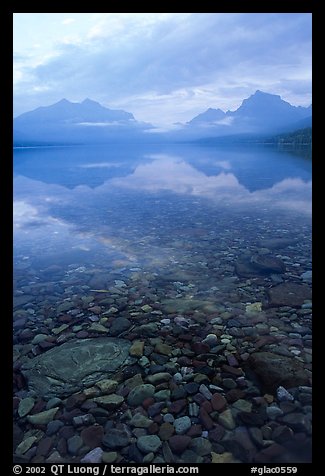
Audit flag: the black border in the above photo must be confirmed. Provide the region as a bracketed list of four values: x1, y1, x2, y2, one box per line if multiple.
[7, 3, 316, 474]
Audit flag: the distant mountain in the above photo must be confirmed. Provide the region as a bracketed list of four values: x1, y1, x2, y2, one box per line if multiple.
[188, 108, 226, 124]
[14, 99, 153, 145]
[184, 90, 312, 138]
[14, 92, 312, 145]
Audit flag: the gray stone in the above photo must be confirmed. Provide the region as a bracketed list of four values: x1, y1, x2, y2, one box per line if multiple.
[93, 394, 124, 410]
[80, 447, 103, 463]
[180, 449, 203, 463]
[18, 397, 35, 417]
[15, 436, 37, 456]
[21, 338, 131, 397]
[127, 384, 155, 406]
[137, 435, 162, 454]
[174, 416, 192, 435]
[110, 318, 132, 336]
[266, 406, 284, 420]
[250, 255, 286, 274]
[277, 386, 294, 402]
[102, 429, 131, 449]
[27, 407, 59, 425]
[218, 409, 236, 430]
[189, 437, 212, 456]
[130, 413, 153, 428]
[199, 384, 212, 400]
[146, 373, 172, 385]
[267, 283, 312, 307]
[301, 271, 312, 283]
[154, 390, 170, 401]
[67, 435, 83, 455]
[46, 397, 62, 410]
[222, 426, 257, 463]
[247, 352, 310, 392]
[46, 420, 64, 436]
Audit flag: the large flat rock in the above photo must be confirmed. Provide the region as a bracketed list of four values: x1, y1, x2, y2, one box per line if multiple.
[247, 352, 310, 392]
[21, 338, 131, 398]
[267, 283, 311, 307]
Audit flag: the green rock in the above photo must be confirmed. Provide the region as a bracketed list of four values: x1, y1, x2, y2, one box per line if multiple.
[18, 397, 35, 417]
[245, 302, 262, 313]
[93, 394, 124, 410]
[102, 452, 118, 463]
[127, 384, 155, 406]
[95, 379, 118, 394]
[189, 437, 212, 456]
[21, 338, 131, 397]
[141, 305, 153, 312]
[124, 374, 144, 390]
[46, 397, 62, 409]
[15, 436, 37, 455]
[88, 322, 108, 333]
[137, 435, 162, 453]
[52, 324, 69, 335]
[154, 343, 172, 356]
[27, 407, 59, 425]
[154, 390, 171, 401]
[232, 399, 253, 413]
[31, 334, 49, 345]
[147, 373, 172, 385]
[211, 451, 240, 463]
[129, 341, 145, 357]
[130, 413, 153, 428]
[218, 409, 236, 430]
[57, 301, 74, 313]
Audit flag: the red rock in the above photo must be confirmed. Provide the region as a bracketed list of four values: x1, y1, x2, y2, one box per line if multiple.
[169, 435, 191, 454]
[81, 425, 104, 449]
[200, 407, 214, 430]
[192, 360, 206, 368]
[221, 364, 244, 377]
[192, 342, 210, 354]
[142, 397, 155, 409]
[148, 422, 159, 434]
[30, 399, 46, 414]
[152, 414, 163, 424]
[211, 393, 227, 412]
[169, 399, 187, 414]
[226, 389, 246, 403]
[187, 424, 202, 437]
[65, 393, 87, 410]
[177, 356, 192, 366]
[201, 401, 212, 413]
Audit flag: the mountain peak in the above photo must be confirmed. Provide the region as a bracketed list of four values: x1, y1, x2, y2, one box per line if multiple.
[82, 98, 100, 106]
[188, 107, 226, 125]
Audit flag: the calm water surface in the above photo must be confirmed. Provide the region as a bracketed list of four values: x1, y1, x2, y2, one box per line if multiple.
[13, 143, 312, 463]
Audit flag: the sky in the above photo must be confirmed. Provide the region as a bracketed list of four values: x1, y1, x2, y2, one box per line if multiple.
[13, 13, 312, 128]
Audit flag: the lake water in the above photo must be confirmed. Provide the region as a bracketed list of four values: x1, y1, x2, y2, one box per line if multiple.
[13, 143, 312, 463]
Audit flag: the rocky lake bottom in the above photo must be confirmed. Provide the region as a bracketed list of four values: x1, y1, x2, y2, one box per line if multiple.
[13, 204, 312, 464]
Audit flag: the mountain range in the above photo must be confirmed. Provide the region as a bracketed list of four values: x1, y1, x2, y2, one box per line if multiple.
[14, 91, 312, 145]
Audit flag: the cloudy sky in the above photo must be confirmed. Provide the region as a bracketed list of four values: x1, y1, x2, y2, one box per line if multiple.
[13, 13, 312, 127]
